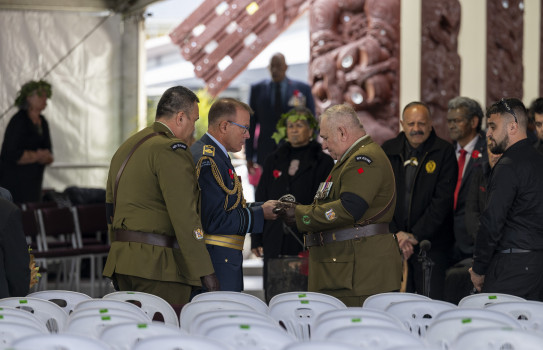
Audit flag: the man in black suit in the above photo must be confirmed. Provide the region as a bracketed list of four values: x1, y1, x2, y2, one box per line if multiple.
[0, 188, 30, 298]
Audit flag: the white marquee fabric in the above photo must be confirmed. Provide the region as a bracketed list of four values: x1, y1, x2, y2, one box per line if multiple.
[0, 10, 123, 191]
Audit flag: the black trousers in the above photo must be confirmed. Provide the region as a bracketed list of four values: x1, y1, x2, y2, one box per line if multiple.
[482, 251, 543, 301]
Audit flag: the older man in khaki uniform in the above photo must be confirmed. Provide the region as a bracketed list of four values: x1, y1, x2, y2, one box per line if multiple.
[280, 104, 402, 306]
[103, 86, 218, 305]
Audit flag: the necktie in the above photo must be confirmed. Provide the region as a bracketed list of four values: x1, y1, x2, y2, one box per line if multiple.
[274, 83, 282, 116]
[453, 148, 467, 210]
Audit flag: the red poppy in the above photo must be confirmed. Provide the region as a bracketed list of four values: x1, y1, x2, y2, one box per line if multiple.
[228, 169, 235, 179]
[293, 89, 300, 97]
[273, 169, 282, 178]
[472, 150, 481, 159]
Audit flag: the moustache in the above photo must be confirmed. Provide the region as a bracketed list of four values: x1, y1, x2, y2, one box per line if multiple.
[409, 131, 425, 136]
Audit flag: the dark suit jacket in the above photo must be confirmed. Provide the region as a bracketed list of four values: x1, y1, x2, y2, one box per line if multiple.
[453, 133, 488, 259]
[0, 198, 30, 298]
[246, 78, 315, 165]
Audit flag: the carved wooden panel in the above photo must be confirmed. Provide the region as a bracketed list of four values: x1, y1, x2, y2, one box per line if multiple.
[309, 0, 400, 144]
[420, 0, 461, 141]
[486, 0, 524, 106]
[170, 0, 308, 96]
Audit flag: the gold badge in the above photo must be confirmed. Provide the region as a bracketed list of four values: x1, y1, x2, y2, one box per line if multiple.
[325, 208, 336, 221]
[425, 160, 436, 174]
[203, 145, 215, 157]
[194, 228, 204, 240]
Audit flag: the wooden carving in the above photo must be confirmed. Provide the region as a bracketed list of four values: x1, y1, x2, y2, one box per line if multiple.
[421, 0, 461, 141]
[486, 0, 524, 106]
[309, 0, 400, 144]
[170, 0, 308, 96]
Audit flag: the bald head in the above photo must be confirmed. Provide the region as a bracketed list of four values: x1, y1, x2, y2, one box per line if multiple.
[269, 53, 287, 82]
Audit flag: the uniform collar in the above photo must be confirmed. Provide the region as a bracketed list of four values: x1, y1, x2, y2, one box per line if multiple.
[205, 132, 229, 158]
[340, 135, 370, 162]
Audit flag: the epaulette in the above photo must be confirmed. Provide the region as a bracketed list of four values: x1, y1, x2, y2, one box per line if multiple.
[203, 145, 215, 157]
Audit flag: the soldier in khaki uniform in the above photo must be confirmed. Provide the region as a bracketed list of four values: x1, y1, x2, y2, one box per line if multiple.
[103, 86, 218, 304]
[280, 104, 402, 306]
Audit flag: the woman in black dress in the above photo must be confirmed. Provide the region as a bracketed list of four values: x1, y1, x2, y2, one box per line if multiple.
[0, 80, 54, 203]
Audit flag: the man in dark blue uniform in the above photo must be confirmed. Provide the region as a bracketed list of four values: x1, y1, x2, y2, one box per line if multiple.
[191, 98, 278, 291]
[470, 98, 543, 300]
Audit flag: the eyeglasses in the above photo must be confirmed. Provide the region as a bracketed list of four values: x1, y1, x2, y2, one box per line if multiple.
[228, 121, 249, 134]
[499, 98, 518, 124]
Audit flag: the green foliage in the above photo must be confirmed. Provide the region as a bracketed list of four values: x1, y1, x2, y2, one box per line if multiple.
[194, 88, 215, 140]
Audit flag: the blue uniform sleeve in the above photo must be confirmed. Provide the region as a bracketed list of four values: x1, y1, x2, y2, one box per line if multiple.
[197, 159, 264, 236]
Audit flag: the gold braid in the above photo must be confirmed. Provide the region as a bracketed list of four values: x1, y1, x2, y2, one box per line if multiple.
[196, 156, 246, 211]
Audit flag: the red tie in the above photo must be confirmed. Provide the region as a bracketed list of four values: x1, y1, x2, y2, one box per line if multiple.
[454, 148, 467, 210]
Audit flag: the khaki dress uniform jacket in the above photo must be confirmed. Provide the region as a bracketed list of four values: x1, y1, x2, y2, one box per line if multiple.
[103, 122, 214, 287]
[295, 136, 402, 302]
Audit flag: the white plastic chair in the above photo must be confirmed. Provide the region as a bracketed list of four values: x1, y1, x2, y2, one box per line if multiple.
[190, 309, 277, 335]
[0, 297, 68, 333]
[70, 306, 151, 323]
[385, 299, 457, 337]
[179, 299, 256, 331]
[74, 298, 151, 321]
[425, 316, 513, 349]
[458, 293, 525, 308]
[312, 314, 407, 340]
[325, 325, 426, 348]
[315, 307, 404, 327]
[0, 322, 46, 345]
[65, 314, 142, 338]
[485, 300, 543, 332]
[281, 340, 361, 350]
[269, 291, 346, 308]
[203, 322, 296, 350]
[11, 333, 111, 350]
[362, 292, 431, 310]
[0, 306, 50, 332]
[131, 334, 233, 350]
[27, 290, 92, 315]
[451, 326, 543, 350]
[99, 322, 186, 350]
[103, 291, 179, 327]
[191, 291, 268, 314]
[434, 308, 523, 328]
[268, 298, 345, 340]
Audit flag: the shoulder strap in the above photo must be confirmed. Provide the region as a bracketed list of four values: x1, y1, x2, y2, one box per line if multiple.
[113, 132, 165, 215]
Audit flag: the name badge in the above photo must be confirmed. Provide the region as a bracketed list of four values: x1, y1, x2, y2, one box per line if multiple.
[314, 181, 333, 200]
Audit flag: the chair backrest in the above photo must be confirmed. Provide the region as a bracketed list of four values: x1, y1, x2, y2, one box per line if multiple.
[191, 291, 268, 314]
[362, 292, 431, 310]
[103, 291, 179, 327]
[190, 309, 276, 334]
[434, 308, 523, 328]
[131, 334, 232, 350]
[485, 300, 543, 332]
[0, 306, 49, 332]
[425, 316, 513, 349]
[72, 203, 108, 245]
[385, 299, 457, 337]
[0, 313, 49, 333]
[0, 322, 47, 345]
[269, 291, 346, 308]
[74, 299, 151, 321]
[315, 307, 404, 327]
[180, 299, 256, 331]
[65, 314, 141, 338]
[203, 322, 296, 349]
[312, 314, 406, 340]
[70, 307, 150, 323]
[268, 299, 344, 340]
[36, 207, 78, 250]
[0, 297, 68, 332]
[27, 290, 92, 315]
[452, 326, 543, 350]
[11, 333, 111, 350]
[325, 325, 426, 349]
[21, 209, 41, 249]
[99, 322, 186, 350]
[458, 293, 525, 308]
[192, 314, 280, 336]
[24, 201, 58, 211]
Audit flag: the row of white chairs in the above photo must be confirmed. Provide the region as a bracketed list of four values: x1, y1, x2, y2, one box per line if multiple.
[2, 289, 543, 350]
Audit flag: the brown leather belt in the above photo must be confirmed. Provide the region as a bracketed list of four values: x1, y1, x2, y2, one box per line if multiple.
[114, 229, 180, 249]
[305, 223, 390, 247]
